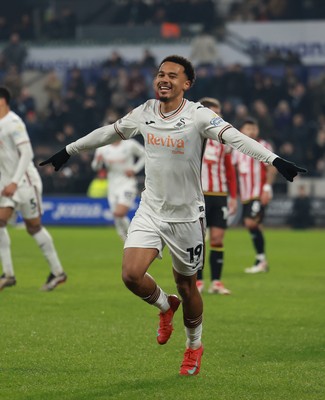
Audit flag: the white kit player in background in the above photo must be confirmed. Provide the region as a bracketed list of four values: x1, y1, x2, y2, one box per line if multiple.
[91, 139, 145, 241]
[40, 55, 306, 376]
[0, 87, 67, 292]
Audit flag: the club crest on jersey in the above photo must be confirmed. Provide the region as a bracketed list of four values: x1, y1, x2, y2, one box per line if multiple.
[210, 117, 224, 127]
[174, 118, 185, 129]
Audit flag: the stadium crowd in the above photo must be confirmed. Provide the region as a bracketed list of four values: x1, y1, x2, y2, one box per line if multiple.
[2, 1, 325, 44]
[0, 1, 324, 194]
[96, 0, 325, 24]
[0, 45, 325, 193]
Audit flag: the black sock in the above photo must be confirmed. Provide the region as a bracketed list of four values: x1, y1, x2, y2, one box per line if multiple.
[210, 249, 224, 281]
[249, 228, 265, 258]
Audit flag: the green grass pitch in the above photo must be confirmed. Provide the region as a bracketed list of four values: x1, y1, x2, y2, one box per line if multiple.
[1, 226, 324, 400]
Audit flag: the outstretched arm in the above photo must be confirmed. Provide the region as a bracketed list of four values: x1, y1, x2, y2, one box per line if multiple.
[40, 124, 121, 171]
[197, 107, 307, 182]
[40, 104, 143, 171]
[272, 157, 307, 182]
[221, 128, 307, 182]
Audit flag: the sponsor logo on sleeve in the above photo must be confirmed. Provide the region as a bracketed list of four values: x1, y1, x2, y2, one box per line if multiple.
[210, 117, 224, 127]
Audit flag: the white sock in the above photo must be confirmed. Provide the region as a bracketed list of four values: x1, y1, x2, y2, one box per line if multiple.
[256, 253, 266, 262]
[114, 216, 130, 241]
[154, 287, 170, 312]
[33, 227, 63, 275]
[141, 284, 170, 312]
[185, 324, 203, 349]
[0, 227, 15, 276]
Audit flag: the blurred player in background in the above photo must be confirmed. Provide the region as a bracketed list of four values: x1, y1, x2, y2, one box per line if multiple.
[0, 87, 67, 291]
[91, 139, 145, 241]
[40, 56, 306, 376]
[232, 117, 277, 273]
[197, 97, 237, 295]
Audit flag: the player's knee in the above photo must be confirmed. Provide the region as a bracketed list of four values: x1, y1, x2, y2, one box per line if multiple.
[209, 228, 225, 249]
[245, 219, 257, 230]
[176, 281, 192, 300]
[121, 266, 140, 289]
[210, 238, 223, 248]
[121, 271, 132, 287]
[114, 211, 126, 218]
[26, 224, 42, 236]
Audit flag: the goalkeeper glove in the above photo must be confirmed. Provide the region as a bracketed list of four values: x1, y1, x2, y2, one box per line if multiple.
[273, 157, 307, 182]
[39, 148, 70, 171]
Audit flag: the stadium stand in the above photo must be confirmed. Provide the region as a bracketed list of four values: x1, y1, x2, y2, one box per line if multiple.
[0, 0, 324, 200]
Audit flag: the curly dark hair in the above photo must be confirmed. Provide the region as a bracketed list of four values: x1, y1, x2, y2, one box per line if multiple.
[159, 55, 196, 86]
[238, 117, 258, 129]
[0, 87, 11, 104]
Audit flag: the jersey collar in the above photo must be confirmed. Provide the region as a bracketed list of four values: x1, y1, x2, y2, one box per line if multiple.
[157, 99, 187, 120]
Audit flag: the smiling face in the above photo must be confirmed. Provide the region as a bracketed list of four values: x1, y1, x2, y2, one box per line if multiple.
[154, 61, 191, 105]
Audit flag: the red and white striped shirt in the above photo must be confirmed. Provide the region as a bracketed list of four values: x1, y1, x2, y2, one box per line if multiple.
[233, 139, 273, 203]
[201, 139, 237, 198]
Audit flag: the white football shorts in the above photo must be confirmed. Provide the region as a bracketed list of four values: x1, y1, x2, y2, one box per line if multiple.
[0, 182, 43, 219]
[108, 183, 137, 212]
[124, 207, 206, 276]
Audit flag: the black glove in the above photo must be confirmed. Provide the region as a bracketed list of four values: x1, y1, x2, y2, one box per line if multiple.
[39, 148, 70, 171]
[273, 157, 307, 182]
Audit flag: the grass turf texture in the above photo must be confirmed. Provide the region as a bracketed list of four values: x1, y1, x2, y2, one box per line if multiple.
[1, 226, 324, 400]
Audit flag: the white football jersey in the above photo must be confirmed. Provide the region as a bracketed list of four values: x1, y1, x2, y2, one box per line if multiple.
[0, 111, 40, 188]
[113, 99, 233, 222]
[68, 98, 277, 222]
[91, 139, 145, 190]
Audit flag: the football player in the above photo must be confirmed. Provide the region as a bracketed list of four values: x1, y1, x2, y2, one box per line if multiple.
[0, 87, 67, 291]
[40, 55, 306, 375]
[198, 97, 237, 294]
